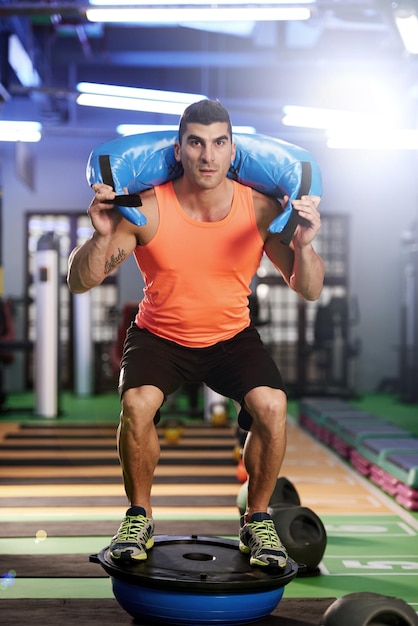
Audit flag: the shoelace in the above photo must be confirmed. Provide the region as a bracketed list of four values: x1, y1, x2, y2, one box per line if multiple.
[117, 516, 149, 541]
[250, 519, 284, 549]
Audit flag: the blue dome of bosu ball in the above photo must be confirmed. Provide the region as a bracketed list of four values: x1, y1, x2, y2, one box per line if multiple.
[90, 535, 299, 625]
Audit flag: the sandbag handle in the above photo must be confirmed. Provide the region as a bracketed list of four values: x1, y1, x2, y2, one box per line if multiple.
[99, 154, 143, 214]
[280, 161, 312, 245]
[104, 194, 143, 208]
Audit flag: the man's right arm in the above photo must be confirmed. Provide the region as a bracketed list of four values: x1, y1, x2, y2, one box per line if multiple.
[67, 184, 138, 294]
[68, 232, 133, 294]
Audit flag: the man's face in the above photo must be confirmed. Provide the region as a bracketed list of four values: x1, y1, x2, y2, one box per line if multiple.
[175, 122, 236, 190]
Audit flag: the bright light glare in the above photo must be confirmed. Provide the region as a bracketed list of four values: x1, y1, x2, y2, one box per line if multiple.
[395, 14, 418, 54]
[327, 128, 418, 150]
[282, 105, 388, 130]
[117, 123, 256, 135]
[0, 121, 42, 142]
[282, 104, 418, 150]
[86, 7, 311, 22]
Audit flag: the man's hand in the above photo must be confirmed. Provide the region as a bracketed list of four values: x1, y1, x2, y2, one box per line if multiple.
[291, 195, 321, 248]
[88, 183, 123, 236]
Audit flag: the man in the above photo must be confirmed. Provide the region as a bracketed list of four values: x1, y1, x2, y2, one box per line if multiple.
[67, 99, 324, 569]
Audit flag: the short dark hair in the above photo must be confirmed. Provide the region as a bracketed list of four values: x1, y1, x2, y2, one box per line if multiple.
[178, 99, 232, 143]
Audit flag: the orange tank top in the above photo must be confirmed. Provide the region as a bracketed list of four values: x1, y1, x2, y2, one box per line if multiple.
[134, 180, 264, 347]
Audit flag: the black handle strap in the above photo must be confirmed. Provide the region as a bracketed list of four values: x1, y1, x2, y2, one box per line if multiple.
[99, 155, 142, 208]
[280, 161, 312, 245]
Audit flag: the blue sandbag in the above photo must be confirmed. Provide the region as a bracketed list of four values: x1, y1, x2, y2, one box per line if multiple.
[86, 130, 322, 234]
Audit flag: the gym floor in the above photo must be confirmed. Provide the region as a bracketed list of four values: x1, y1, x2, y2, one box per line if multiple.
[0, 390, 417, 624]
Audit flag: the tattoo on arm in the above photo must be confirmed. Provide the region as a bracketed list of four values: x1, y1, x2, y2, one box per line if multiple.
[104, 248, 126, 274]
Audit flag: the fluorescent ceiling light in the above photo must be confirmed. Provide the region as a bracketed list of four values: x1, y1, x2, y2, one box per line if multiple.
[327, 128, 418, 150]
[117, 124, 180, 134]
[282, 105, 387, 130]
[77, 82, 206, 102]
[76, 83, 207, 114]
[8, 34, 41, 88]
[77, 93, 192, 114]
[86, 7, 311, 22]
[395, 14, 418, 54]
[117, 123, 256, 135]
[89, 0, 315, 5]
[0, 121, 42, 142]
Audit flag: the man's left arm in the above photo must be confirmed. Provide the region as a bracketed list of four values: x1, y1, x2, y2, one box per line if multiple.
[264, 195, 325, 302]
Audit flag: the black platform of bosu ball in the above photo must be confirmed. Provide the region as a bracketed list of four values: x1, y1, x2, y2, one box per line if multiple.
[90, 535, 299, 625]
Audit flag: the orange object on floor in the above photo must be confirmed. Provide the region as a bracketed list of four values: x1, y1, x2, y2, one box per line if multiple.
[236, 458, 248, 483]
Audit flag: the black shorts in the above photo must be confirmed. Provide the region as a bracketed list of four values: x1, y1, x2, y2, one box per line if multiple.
[118, 324, 286, 430]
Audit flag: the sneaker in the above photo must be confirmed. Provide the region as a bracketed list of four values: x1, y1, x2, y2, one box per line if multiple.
[239, 512, 288, 568]
[109, 506, 154, 562]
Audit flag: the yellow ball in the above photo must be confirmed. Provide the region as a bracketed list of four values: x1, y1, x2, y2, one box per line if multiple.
[232, 444, 242, 462]
[162, 421, 184, 444]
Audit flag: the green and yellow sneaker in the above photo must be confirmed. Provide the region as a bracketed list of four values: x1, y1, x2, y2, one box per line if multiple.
[239, 512, 288, 568]
[109, 506, 154, 562]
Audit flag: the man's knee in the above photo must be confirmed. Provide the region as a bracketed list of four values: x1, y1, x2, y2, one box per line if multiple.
[244, 387, 287, 426]
[121, 386, 163, 422]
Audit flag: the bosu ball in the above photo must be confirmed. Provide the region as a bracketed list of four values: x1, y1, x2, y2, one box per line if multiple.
[90, 535, 299, 625]
[320, 592, 418, 626]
